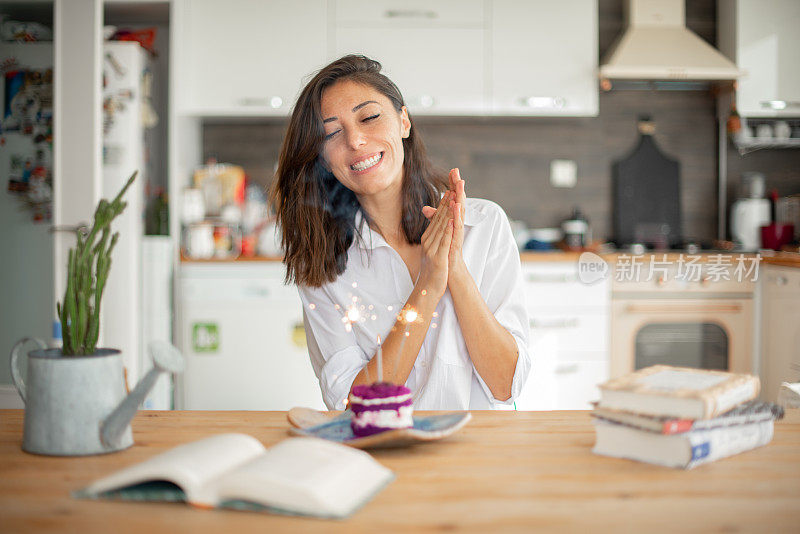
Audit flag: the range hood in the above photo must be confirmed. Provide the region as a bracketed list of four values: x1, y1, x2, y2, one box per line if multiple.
[600, 0, 744, 81]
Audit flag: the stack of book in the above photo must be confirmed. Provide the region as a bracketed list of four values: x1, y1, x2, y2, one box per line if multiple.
[592, 365, 784, 469]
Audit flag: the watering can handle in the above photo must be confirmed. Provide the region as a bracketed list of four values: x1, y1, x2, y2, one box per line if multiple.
[9, 337, 47, 404]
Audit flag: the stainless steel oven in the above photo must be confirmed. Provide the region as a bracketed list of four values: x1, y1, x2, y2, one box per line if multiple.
[610, 256, 756, 378]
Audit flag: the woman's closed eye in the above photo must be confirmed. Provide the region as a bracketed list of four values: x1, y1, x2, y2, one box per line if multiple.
[324, 114, 380, 141]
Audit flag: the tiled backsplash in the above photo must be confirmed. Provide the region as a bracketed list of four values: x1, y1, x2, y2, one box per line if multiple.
[202, 91, 799, 243]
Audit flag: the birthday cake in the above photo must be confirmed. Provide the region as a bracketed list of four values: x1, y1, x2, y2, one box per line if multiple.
[349, 383, 414, 437]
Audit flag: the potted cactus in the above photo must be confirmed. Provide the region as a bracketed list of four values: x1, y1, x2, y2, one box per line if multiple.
[57, 171, 137, 355]
[10, 171, 184, 456]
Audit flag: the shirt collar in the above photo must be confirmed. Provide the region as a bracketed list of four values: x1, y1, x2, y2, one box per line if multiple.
[354, 210, 389, 251]
[354, 199, 487, 250]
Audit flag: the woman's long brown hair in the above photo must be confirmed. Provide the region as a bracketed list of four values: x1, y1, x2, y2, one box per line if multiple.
[270, 55, 447, 287]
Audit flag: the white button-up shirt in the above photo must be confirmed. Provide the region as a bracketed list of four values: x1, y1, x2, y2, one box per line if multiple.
[298, 198, 531, 410]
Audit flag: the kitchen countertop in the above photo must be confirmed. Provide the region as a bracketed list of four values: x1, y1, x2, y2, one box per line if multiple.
[182, 251, 782, 264]
[760, 251, 800, 268]
[2, 409, 799, 532]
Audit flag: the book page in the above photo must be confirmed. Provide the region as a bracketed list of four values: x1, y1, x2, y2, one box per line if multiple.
[638, 369, 727, 392]
[83, 433, 266, 506]
[213, 437, 393, 519]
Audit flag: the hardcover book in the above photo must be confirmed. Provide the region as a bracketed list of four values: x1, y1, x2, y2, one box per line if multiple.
[597, 365, 760, 420]
[591, 401, 784, 435]
[592, 418, 775, 469]
[75, 434, 393, 519]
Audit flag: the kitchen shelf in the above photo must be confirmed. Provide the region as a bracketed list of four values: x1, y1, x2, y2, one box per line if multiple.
[734, 137, 800, 155]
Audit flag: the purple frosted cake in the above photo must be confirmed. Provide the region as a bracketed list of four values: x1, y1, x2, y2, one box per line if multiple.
[349, 383, 414, 437]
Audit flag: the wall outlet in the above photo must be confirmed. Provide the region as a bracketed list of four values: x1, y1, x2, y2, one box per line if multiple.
[550, 159, 577, 188]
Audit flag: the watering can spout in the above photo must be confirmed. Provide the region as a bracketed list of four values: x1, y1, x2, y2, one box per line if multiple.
[101, 341, 185, 448]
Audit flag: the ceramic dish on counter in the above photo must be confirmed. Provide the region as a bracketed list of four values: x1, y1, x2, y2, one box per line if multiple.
[524, 227, 563, 250]
[287, 407, 471, 449]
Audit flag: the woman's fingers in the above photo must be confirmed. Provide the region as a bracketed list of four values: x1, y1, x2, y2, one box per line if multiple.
[452, 200, 461, 230]
[429, 194, 452, 240]
[451, 201, 464, 254]
[438, 219, 454, 257]
[421, 191, 451, 248]
[456, 170, 466, 222]
[447, 168, 466, 223]
[422, 190, 450, 220]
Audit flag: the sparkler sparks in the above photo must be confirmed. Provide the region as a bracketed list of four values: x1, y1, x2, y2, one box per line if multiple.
[400, 307, 419, 324]
[306, 284, 431, 385]
[346, 306, 361, 323]
[335, 290, 381, 334]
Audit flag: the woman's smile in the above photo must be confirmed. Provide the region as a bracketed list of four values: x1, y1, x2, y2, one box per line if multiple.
[350, 151, 384, 173]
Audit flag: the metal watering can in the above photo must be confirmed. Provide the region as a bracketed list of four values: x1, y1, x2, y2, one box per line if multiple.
[10, 338, 184, 456]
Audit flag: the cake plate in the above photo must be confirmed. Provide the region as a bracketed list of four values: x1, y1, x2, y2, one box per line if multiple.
[287, 408, 472, 449]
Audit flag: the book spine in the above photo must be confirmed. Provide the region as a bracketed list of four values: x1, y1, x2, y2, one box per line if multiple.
[662, 419, 694, 435]
[685, 420, 774, 469]
[690, 412, 773, 432]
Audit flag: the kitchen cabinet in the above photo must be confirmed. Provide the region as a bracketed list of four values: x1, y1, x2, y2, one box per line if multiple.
[175, 0, 328, 115]
[515, 262, 610, 410]
[333, 0, 486, 115]
[491, 0, 598, 116]
[719, 0, 800, 117]
[174, 0, 599, 117]
[760, 265, 800, 402]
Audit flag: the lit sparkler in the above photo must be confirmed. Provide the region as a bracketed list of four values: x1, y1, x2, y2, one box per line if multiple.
[392, 305, 422, 377]
[307, 283, 429, 386]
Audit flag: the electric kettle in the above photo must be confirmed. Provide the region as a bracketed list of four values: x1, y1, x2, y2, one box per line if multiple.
[731, 198, 770, 251]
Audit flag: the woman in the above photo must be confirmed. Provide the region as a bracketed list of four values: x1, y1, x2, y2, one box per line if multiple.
[270, 55, 530, 410]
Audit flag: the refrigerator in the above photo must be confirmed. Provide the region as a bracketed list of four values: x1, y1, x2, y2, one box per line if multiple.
[102, 41, 171, 409]
[0, 41, 54, 402]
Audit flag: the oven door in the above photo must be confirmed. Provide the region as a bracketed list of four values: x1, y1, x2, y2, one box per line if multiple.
[610, 298, 754, 377]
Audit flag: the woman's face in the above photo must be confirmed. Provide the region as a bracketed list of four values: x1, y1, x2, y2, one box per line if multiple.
[320, 80, 411, 200]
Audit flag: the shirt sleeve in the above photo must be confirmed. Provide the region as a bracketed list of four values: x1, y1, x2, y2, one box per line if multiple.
[298, 284, 369, 410]
[473, 204, 531, 406]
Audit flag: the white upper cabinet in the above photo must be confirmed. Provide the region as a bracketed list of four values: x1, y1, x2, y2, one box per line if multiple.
[176, 0, 328, 115]
[491, 0, 598, 116]
[719, 0, 800, 117]
[175, 0, 600, 117]
[333, 0, 487, 115]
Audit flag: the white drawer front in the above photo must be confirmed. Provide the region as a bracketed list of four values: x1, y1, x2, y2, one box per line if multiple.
[523, 264, 609, 312]
[336, 0, 484, 27]
[528, 312, 609, 355]
[516, 358, 608, 411]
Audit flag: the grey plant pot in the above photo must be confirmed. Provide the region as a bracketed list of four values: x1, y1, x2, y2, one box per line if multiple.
[10, 338, 184, 456]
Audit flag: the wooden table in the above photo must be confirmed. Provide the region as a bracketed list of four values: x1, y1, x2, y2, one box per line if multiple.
[2, 409, 799, 533]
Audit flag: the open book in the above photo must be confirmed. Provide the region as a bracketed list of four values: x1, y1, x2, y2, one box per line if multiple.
[75, 434, 394, 519]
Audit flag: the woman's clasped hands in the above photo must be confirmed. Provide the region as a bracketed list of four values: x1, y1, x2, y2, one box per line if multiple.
[419, 168, 467, 297]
